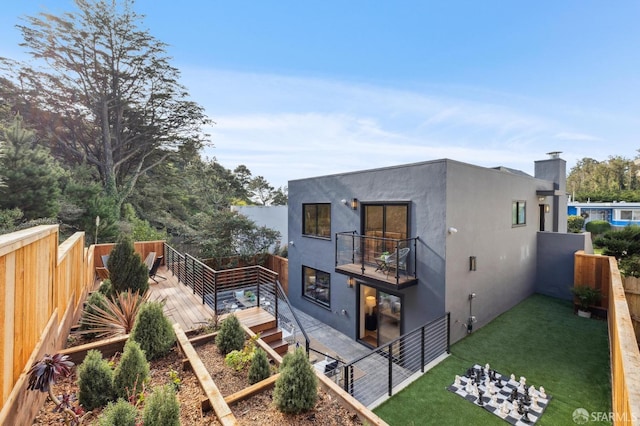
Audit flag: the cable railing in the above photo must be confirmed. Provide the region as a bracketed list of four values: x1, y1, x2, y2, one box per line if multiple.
[342, 312, 450, 407]
[163, 243, 310, 354]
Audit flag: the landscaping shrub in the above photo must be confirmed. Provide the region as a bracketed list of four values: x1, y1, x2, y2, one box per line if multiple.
[620, 255, 640, 278]
[585, 220, 611, 236]
[594, 225, 640, 259]
[107, 234, 149, 295]
[225, 334, 259, 371]
[98, 279, 113, 297]
[567, 215, 585, 233]
[248, 347, 270, 384]
[216, 314, 245, 355]
[142, 385, 180, 426]
[80, 290, 150, 339]
[131, 301, 175, 360]
[113, 339, 149, 399]
[97, 399, 138, 426]
[273, 347, 318, 414]
[79, 291, 107, 337]
[77, 349, 114, 410]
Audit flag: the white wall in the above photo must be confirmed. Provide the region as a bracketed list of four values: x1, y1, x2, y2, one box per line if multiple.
[231, 205, 288, 250]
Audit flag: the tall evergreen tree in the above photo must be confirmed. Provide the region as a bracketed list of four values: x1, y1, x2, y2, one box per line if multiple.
[0, 114, 63, 220]
[8, 0, 210, 215]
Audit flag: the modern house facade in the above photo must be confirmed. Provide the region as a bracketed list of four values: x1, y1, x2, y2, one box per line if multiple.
[288, 154, 577, 346]
[568, 201, 640, 228]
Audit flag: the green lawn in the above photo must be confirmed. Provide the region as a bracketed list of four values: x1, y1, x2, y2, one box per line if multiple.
[374, 294, 611, 426]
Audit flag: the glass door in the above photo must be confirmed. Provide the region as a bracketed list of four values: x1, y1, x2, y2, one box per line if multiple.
[359, 284, 402, 347]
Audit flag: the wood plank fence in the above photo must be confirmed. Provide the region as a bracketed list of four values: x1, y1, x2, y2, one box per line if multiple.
[623, 276, 640, 345]
[267, 255, 289, 295]
[575, 251, 640, 425]
[0, 225, 92, 423]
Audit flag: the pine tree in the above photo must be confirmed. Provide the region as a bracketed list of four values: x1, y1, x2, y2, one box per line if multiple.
[0, 114, 64, 220]
[107, 234, 149, 295]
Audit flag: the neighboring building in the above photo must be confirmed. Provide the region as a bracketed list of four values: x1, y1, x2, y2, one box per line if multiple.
[288, 153, 583, 346]
[231, 205, 288, 251]
[568, 201, 640, 228]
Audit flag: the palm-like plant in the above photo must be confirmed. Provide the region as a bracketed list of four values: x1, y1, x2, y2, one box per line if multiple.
[27, 353, 91, 425]
[79, 290, 150, 339]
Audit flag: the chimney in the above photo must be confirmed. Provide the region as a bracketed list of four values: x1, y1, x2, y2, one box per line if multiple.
[535, 152, 567, 233]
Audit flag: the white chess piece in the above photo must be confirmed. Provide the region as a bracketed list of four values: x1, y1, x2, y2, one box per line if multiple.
[510, 373, 516, 382]
[485, 363, 490, 372]
[531, 396, 540, 410]
[519, 376, 526, 386]
[528, 385, 535, 395]
[454, 375, 461, 386]
[500, 402, 509, 415]
[473, 383, 479, 397]
[539, 386, 546, 399]
[490, 394, 498, 407]
[465, 381, 473, 393]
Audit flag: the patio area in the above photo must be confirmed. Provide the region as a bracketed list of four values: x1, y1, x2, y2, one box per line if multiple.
[373, 294, 612, 425]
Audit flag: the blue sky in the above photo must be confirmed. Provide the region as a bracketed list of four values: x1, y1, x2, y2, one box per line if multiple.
[1, 1, 639, 188]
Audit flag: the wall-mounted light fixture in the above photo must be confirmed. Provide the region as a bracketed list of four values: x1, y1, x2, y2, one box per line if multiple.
[351, 198, 358, 210]
[288, 240, 295, 247]
[448, 227, 458, 234]
[347, 277, 355, 288]
[538, 196, 546, 202]
[545, 204, 550, 213]
[341, 199, 348, 205]
[469, 256, 477, 271]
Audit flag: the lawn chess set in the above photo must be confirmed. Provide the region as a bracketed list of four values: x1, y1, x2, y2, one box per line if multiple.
[447, 364, 551, 425]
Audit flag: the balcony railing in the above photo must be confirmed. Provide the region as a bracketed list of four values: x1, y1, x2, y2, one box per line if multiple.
[335, 231, 418, 288]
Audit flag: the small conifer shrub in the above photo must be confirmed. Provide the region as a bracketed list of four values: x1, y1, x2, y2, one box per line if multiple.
[97, 399, 138, 426]
[107, 234, 149, 295]
[142, 385, 180, 426]
[248, 347, 271, 384]
[77, 349, 114, 410]
[98, 279, 113, 297]
[273, 347, 318, 414]
[113, 339, 149, 400]
[131, 301, 175, 360]
[215, 314, 245, 355]
[79, 291, 107, 337]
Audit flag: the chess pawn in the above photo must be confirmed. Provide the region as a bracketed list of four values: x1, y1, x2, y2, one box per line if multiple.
[512, 400, 520, 415]
[488, 382, 496, 395]
[490, 394, 498, 407]
[500, 402, 509, 415]
[465, 381, 473, 394]
[510, 373, 516, 382]
[528, 385, 535, 396]
[531, 396, 540, 410]
[519, 376, 526, 386]
[454, 375, 461, 386]
[539, 386, 546, 399]
[473, 383, 479, 397]
[485, 363, 490, 372]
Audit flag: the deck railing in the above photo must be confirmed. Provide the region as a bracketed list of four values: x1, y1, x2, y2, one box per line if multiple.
[163, 243, 310, 353]
[341, 312, 450, 407]
[335, 231, 418, 284]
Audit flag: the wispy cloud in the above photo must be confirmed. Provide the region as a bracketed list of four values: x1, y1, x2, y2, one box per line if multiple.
[181, 67, 633, 187]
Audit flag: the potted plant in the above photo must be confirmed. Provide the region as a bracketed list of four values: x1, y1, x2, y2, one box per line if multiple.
[570, 285, 602, 318]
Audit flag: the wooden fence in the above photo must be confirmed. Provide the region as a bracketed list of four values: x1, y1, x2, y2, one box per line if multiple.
[0, 225, 93, 423]
[92, 240, 166, 269]
[623, 277, 640, 345]
[267, 255, 289, 295]
[575, 251, 640, 425]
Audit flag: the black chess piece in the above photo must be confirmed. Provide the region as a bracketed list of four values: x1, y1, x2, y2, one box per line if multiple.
[509, 388, 518, 402]
[466, 367, 473, 378]
[477, 388, 484, 406]
[521, 406, 531, 423]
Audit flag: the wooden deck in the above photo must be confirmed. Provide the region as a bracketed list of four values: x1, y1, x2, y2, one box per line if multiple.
[335, 263, 418, 289]
[148, 266, 216, 332]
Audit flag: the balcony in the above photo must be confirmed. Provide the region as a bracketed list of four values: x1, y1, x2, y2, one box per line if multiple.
[335, 231, 419, 289]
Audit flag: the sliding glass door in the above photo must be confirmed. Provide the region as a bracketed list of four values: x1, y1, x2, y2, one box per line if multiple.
[359, 284, 402, 347]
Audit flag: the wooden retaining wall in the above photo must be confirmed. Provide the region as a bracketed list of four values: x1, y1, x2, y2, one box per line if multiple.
[575, 251, 640, 425]
[0, 225, 92, 423]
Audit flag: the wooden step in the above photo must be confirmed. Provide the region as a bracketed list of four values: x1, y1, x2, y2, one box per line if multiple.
[258, 327, 282, 343]
[249, 320, 277, 334]
[268, 339, 289, 356]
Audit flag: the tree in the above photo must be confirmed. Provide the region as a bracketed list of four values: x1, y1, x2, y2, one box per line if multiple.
[272, 186, 288, 205]
[8, 0, 210, 215]
[0, 114, 64, 219]
[107, 234, 149, 295]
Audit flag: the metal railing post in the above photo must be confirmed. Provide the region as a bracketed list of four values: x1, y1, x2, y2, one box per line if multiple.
[201, 263, 205, 304]
[213, 270, 218, 313]
[388, 345, 393, 396]
[421, 326, 425, 373]
[447, 312, 451, 353]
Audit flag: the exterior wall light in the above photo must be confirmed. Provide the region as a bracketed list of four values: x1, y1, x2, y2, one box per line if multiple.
[351, 198, 358, 210]
[538, 196, 546, 202]
[347, 277, 355, 288]
[469, 256, 477, 271]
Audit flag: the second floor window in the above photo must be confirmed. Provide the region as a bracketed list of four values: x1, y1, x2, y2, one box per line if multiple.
[303, 203, 331, 238]
[512, 201, 526, 226]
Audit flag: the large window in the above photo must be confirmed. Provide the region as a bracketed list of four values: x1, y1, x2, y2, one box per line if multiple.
[302, 266, 330, 308]
[620, 210, 640, 221]
[512, 201, 526, 226]
[303, 203, 331, 238]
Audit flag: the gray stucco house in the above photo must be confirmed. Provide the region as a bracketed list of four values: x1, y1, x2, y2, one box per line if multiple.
[287, 153, 574, 347]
